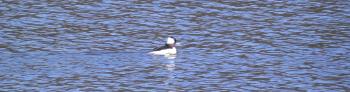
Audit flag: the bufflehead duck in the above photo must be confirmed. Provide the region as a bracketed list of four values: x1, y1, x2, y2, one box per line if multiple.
[149, 37, 177, 55]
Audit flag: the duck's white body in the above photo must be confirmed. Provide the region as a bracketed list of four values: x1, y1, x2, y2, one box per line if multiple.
[149, 47, 176, 55]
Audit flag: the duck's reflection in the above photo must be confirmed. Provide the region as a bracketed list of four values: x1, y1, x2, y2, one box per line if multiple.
[164, 54, 176, 60]
[164, 55, 176, 91]
[165, 59, 175, 71]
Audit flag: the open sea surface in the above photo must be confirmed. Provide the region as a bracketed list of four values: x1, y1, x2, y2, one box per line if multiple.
[0, 0, 349, 91]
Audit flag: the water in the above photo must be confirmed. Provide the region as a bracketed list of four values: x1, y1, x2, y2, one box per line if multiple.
[1, 0, 350, 91]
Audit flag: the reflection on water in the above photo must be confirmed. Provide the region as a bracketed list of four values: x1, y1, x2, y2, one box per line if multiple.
[0, 0, 350, 91]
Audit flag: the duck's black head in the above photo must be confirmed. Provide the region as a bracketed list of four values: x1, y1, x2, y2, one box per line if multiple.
[166, 36, 176, 47]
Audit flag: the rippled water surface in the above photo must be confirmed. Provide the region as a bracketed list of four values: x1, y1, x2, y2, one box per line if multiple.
[1, 0, 350, 91]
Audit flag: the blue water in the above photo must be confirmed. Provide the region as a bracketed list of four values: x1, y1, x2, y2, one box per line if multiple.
[0, 0, 350, 91]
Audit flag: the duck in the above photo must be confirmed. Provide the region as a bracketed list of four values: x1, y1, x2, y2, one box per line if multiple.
[149, 37, 177, 55]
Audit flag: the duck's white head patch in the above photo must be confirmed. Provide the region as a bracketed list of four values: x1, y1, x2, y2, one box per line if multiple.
[166, 37, 176, 45]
